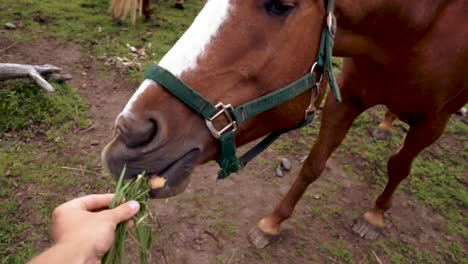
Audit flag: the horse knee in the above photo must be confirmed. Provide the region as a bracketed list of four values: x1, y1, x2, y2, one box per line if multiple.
[387, 154, 411, 181]
[300, 155, 327, 183]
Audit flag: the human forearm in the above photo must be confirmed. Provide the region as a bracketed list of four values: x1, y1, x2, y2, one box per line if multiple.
[28, 242, 97, 264]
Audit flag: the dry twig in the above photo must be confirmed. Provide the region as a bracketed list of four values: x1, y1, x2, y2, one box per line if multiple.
[372, 250, 383, 264]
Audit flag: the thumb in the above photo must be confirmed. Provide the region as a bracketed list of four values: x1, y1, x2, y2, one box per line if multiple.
[108, 200, 140, 223]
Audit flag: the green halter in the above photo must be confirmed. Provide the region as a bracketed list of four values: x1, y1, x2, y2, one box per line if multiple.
[144, 0, 340, 178]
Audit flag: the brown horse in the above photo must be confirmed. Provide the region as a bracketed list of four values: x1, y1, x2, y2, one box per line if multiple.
[102, 0, 468, 248]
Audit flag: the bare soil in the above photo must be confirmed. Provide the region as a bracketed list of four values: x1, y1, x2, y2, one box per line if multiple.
[1, 36, 465, 263]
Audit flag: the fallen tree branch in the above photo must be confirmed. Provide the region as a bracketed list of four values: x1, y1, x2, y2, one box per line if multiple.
[0, 63, 71, 92]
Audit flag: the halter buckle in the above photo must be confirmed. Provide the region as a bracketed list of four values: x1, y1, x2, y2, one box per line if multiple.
[205, 103, 237, 139]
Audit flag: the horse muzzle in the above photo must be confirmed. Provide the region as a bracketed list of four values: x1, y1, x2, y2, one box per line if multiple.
[102, 110, 204, 198]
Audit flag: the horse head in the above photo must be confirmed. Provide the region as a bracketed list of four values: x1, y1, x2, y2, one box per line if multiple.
[102, 0, 331, 198]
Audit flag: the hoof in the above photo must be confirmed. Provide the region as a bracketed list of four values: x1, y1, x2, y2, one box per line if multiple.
[352, 217, 382, 240]
[144, 15, 153, 22]
[372, 127, 390, 140]
[248, 226, 278, 249]
[174, 3, 184, 9]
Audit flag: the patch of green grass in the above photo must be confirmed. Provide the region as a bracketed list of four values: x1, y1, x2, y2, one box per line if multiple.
[372, 239, 444, 264]
[209, 201, 237, 239]
[0, 0, 206, 79]
[0, 81, 89, 133]
[0, 142, 110, 262]
[321, 241, 355, 264]
[332, 57, 343, 76]
[254, 248, 273, 261]
[214, 256, 223, 264]
[445, 242, 468, 264]
[1, 243, 38, 264]
[295, 242, 307, 257]
[271, 136, 297, 154]
[330, 206, 344, 217]
[209, 219, 237, 238]
[444, 119, 468, 141]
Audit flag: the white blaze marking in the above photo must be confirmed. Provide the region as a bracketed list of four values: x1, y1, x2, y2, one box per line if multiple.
[119, 0, 232, 118]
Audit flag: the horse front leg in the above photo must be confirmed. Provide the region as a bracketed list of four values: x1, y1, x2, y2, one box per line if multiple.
[249, 92, 364, 248]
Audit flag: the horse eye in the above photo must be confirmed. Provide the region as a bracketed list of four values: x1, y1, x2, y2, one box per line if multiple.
[266, 0, 296, 16]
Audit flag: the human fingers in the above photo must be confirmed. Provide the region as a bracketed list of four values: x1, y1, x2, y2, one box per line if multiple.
[106, 200, 140, 223]
[127, 219, 135, 229]
[64, 194, 116, 211]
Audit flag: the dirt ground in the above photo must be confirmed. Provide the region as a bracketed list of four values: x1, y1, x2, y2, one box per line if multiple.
[1, 36, 466, 263]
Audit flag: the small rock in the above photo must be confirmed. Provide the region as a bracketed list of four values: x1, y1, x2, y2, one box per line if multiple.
[4, 22, 17, 30]
[275, 167, 284, 177]
[280, 158, 292, 171]
[5, 169, 12, 177]
[90, 140, 99, 146]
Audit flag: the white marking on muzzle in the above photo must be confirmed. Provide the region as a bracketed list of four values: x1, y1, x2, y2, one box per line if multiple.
[119, 0, 232, 119]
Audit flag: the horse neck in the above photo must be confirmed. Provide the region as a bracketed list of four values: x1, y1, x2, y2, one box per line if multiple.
[333, 0, 450, 61]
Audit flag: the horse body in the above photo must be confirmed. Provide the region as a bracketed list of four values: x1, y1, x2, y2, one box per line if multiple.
[340, 0, 468, 138]
[273, 0, 468, 241]
[103, 0, 468, 247]
[335, 0, 467, 112]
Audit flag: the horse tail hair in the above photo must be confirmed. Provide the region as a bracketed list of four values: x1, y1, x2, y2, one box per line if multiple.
[109, 0, 143, 24]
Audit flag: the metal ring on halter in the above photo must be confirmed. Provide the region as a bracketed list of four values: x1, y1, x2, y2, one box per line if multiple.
[310, 62, 324, 85]
[310, 62, 318, 73]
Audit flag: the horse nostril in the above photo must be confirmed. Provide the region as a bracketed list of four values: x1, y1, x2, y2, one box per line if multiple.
[116, 115, 158, 149]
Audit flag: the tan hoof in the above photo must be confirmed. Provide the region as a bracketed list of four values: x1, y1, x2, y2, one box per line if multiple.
[352, 217, 382, 240]
[248, 226, 279, 249]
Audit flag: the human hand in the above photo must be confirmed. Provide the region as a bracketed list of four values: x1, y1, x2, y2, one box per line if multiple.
[51, 194, 140, 262]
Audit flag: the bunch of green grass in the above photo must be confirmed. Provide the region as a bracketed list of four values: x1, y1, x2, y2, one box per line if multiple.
[102, 167, 154, 264]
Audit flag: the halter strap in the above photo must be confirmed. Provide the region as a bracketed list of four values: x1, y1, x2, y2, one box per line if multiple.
[143, 0, 340, 178]
[144, 65, 318, 178]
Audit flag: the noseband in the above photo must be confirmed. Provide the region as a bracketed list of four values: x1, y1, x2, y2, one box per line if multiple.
[144, 0, 340, 178]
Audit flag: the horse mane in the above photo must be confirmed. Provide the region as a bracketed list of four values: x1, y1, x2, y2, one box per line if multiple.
[109, 0, 143, 24]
